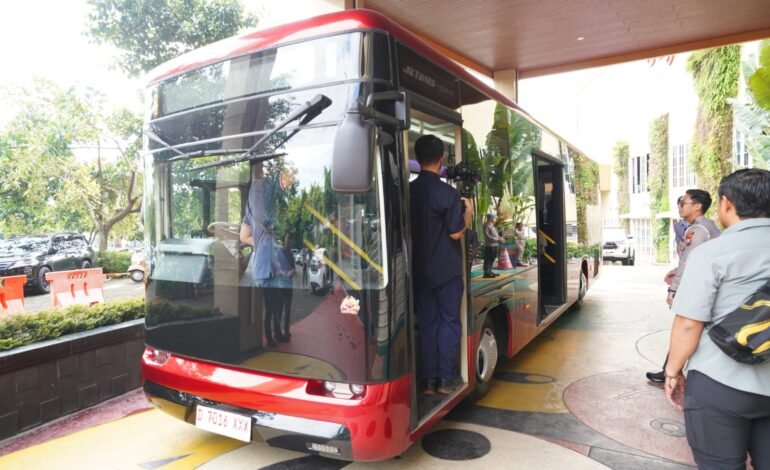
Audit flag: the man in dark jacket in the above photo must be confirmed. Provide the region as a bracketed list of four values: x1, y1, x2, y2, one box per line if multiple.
[410, 135, 472, 395]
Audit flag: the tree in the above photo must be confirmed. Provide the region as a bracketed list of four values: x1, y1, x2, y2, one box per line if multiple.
[0, 79, 99, 236]
[87, 108, 144, 251]
[733, 40, 770, 168]
[0, 80, 143, 250]
[85, 0, 258, 77]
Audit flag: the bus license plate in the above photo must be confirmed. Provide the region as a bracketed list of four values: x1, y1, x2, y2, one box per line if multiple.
[195, 404, 252, 442]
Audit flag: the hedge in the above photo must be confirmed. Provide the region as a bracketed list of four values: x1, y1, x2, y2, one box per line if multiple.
[95, 250, 133, 273]
[0, 297, 145, 351]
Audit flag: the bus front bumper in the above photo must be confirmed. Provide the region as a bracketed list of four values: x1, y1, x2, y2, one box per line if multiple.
[143, 380, 354, 459]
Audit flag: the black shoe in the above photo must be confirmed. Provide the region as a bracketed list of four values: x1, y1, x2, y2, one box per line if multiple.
[276, 334, 289, 343]
[437, 378, 456, 395]
[483, 272, 495, 278]
[492, 272, 500, 277]
[646, 371, 665, 383]
[423, 379, 437, 396]
[266, 338, 277, 348]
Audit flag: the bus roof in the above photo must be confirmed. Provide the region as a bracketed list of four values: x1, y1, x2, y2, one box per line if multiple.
[145, 9, 517, 109]
[145, 9, 597, 161]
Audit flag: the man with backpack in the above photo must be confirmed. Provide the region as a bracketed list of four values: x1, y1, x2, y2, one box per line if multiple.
[665, 169, 770, 469]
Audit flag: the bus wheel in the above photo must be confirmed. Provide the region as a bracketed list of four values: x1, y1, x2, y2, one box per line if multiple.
[571, 270, 588, 311]
[469, 315, 498, 402]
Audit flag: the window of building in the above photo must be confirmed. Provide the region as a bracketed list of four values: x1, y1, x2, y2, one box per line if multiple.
[733, 128, 752, 168]
[630, 154, 649, 194]
[671, 144, 695, 188]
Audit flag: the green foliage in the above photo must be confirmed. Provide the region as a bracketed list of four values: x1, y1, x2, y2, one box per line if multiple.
[145, 299, 222, 327]
[733, 40, 770, 168]
[567, 242, 602, 259]
[0, 80, 100, 235]
[0, 297, 145, 351]
[648, 114, 670, 263]
[612, 141, 630, 231]
[748, 41, 770, 111]
[85, 0, 258, 76]
[648, 114, 669, 215]
[572, 149, 599, 244]
[654, 218, 670, 264]
[687, 45, 741, 199]
[466, 104, 540, 229]
[96, 250, 133, 273]
[0, 80, 143, 248]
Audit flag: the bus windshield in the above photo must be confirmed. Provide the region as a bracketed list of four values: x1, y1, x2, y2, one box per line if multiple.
[143, 32, 389, 383]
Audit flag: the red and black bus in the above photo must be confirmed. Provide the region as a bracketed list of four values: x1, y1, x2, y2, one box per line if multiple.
[140, 9, 602, 461]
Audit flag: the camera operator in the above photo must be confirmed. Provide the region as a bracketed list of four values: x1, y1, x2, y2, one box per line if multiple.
[410, 134, 473, 396]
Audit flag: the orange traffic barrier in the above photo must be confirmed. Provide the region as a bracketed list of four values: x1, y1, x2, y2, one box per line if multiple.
[0, 275, 27, 317]
[45, 268, 107, 308]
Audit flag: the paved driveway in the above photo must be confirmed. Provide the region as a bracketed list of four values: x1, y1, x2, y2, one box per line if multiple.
[0, 263, 696, 469]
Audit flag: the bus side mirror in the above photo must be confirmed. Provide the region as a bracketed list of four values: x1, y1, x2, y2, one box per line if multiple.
[332, 106, 376, 193]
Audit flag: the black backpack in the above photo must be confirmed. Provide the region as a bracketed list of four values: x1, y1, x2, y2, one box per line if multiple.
[708, 279, 770, 365]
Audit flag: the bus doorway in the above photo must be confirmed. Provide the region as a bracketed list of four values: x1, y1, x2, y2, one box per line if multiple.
[535, 153, 567, 321]
[404, 107, 470, 426]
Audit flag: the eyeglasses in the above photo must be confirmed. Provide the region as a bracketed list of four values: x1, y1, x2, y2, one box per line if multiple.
[677, 200, 696, 207]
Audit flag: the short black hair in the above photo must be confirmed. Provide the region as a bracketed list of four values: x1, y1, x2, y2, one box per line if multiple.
[685, 189, 712, 214]
[414, 134, 444, 165]
[718, 168, 770, 218]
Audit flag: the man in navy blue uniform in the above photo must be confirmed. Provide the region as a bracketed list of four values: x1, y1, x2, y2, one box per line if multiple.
[410, 135, 473, 395]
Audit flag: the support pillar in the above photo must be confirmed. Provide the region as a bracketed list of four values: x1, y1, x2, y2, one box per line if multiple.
[494, 69, 519, 103]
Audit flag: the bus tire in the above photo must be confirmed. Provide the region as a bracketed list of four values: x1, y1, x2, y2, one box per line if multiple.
[468, 315, 498, 402]
[571, 269, 588, 311]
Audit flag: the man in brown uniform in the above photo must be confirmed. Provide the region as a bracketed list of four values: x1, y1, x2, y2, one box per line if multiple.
[646, 189, 721, 382]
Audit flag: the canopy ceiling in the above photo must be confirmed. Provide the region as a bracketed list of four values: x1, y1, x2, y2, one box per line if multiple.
[355, 0, 770, 78]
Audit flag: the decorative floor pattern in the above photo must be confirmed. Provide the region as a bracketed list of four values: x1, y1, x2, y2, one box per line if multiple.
[0, 264, 698, 469]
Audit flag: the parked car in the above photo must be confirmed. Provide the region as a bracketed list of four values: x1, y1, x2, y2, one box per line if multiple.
[0, 233, 95, 293]
[602, 227, 635, 265]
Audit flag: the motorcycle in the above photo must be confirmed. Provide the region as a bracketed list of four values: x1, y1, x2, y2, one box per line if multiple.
[307, 248, 332, 295]
[128, 248, 146, 283]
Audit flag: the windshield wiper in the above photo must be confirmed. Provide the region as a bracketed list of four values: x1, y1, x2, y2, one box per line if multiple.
[188, 94, 332, 172]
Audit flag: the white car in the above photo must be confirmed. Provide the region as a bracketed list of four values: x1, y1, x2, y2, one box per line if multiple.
[602, 227, 635, 265]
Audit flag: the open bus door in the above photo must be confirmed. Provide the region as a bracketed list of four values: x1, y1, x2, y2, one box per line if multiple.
[404, 102, 471, 430]
[534, 152, 567, 322]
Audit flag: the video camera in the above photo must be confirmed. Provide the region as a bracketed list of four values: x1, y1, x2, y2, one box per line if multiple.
[445, 161, 480, 199]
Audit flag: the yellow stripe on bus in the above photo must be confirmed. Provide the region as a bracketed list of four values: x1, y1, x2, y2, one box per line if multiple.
[303, 203, 383, 274]
[303, 239, 361, 291]
[543, 252, 556, 263]
[539, 230, 556, 245]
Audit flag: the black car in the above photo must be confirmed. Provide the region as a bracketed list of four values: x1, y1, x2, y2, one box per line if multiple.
[0, 233, 95, 293]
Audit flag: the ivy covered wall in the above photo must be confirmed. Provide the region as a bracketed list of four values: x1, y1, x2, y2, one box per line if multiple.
[573, 150, 599, 245]
[612, 141, 630, 231]
[687, 45, 741, 202]
[649, 113, 670, 263]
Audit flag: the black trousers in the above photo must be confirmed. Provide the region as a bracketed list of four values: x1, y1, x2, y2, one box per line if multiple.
[483, 246, 497, 274]
[684, 370, 770, 470]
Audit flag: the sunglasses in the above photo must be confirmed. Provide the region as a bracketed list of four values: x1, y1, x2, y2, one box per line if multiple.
[677, 199, 696, 207]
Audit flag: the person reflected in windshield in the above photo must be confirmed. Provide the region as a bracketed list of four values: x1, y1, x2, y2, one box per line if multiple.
[240, 162, 297, 348]
[272, 232, 296, 342]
